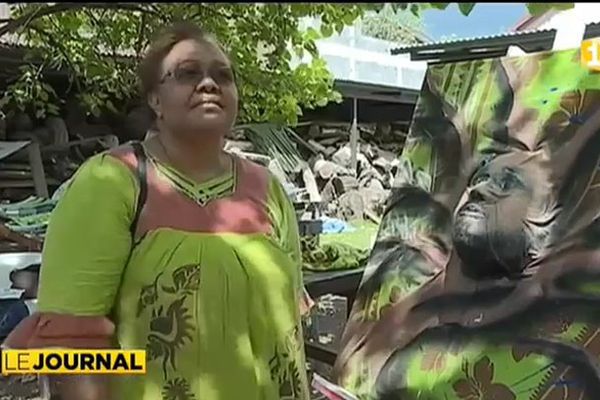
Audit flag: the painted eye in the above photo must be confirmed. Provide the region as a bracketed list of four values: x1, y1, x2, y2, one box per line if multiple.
[469, 156, 494, 185]
[498, 176, 513, 191]
[496, 168, 523, 191]
[471, 172, 490, 186]
[480, 157, 491, 167]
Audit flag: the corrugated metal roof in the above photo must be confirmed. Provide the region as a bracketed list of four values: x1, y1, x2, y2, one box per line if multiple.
[391, 28, 556, 55]
[392, 22, 600, 64]
[334, 79, 420, 104]
[585, 22, 600, 39]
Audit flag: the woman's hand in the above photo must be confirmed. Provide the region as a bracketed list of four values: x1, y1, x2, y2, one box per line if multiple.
[300, 287, 315, 317]
[55, 375, 111, 400]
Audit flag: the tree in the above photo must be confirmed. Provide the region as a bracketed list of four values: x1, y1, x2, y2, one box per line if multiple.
[0, 3, 369, 125]
[361, 4, 428, 45]
[420, 2, 574, 17]
[0, 3, 574, 126]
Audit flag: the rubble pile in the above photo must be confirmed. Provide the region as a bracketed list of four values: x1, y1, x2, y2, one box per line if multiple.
[0, 375, 41, 400]
[1, 109, 408, 254]
[227, 122, 408, 224]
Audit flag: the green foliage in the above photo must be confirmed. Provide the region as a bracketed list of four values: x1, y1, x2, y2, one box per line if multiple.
[0, 64, 60, 120]
[420, 2, 573, 16]
[361, 4, 427, 45]
[458, 3, 476, 16]
[0, 3, 574, 125]
[428, 3, 451, 11]
[526, 3, 574, 16]
[0, 3, 365, 125]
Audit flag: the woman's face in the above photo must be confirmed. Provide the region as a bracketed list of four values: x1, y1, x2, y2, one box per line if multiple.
[150, 38, 238, 137]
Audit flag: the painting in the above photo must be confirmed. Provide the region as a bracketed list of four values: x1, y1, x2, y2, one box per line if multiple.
[334, 47, 600, 399]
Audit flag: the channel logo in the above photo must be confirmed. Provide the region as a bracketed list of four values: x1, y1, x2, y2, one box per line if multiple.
[1, 349, 146, 375]
[581, 37, 600, 71]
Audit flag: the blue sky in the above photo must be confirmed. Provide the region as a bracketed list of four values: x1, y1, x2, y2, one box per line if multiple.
[422, 3, 529, 41]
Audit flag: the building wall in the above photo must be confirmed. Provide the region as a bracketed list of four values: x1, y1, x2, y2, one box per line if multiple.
[300, 18, 427, 91]
[537, 4, 600, 30]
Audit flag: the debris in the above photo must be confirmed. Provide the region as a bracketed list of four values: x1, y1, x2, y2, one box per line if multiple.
[0, 109, 408, 264]
[372, 157, 391, 171]
[308, 139, 329, 155]
[337, 191, 364, 221]
[313, 160, 351, 180]
[319, 177, 344, 206]
[224, 140, 253, 153]
[241, 123, 307, 174]
[319, 137, 344, 147]
[332, 145, 352, 169]
[338, 176, 359, 192]
[267, 158, 291, 190]
[359, 187, 388, 217]
[321, 217, 354, 234]
[288, 121, 409, 223]
[366, 178, 385, 192]
[364, 210, 381, 225]
[302, 167, 322, 203]
[363, 144, 379, 161]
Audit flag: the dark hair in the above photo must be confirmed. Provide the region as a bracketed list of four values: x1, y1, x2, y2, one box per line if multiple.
[139, 21, 210, 98]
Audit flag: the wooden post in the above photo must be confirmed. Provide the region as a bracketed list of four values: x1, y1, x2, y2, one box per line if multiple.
[350, 97, 359, 174]
[27, 142, 49, 198]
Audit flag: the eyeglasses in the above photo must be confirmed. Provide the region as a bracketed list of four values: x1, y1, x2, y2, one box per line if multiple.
[159, 61, 235, 87]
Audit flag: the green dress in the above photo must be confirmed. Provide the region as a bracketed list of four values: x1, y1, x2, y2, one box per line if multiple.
[17, 143, 310, 400]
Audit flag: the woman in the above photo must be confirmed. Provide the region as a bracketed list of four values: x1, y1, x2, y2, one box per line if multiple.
[5, 22, 311, 400]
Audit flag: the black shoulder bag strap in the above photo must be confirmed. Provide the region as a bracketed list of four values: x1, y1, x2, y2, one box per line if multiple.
[129, 141, 148, 237]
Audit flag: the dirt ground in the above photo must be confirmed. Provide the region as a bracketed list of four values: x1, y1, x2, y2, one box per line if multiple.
[0, 376, 41, 400]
